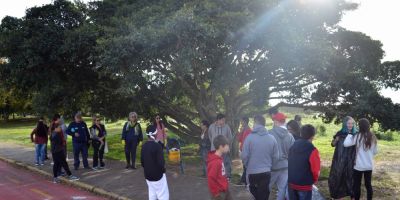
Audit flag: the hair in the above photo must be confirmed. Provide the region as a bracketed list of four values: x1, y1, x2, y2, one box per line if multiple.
[52, 114, 61, 122]
[213, 135, 229, 150]
[36, 120, 48, 137]
[129, 112, 138, 119]
[153, 114, 165, 128]
[268, 107, 278, 116]
[241, 117, 249, 125]
[254, 115, 266, 126]
[216, 113, 225, 120]
[201, 120, 210, 128]
[341, 116, 357, 134]
[287, 120, 301, 138]
[300, 124, 316, 140]
[357, 118, 376, 150]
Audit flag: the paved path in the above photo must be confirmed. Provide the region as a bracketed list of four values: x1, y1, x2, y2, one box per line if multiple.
[0, 160, 104, 200]
[0, 143, 252, 200]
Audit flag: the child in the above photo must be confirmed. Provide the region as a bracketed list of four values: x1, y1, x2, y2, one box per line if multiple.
[50, 123, 79, 183]
[207, 135, 232, 200]
[344, 118, 377, 200]
[288, 124, 321, 200]
[141, 125, 169, 200]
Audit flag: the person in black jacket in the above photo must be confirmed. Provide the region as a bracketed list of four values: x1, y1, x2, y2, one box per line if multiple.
[50, 123, 79, 183]
[90, 116, 107, 169]
[141, 125, 169, 200]
[121, 112, 143, 169]
[66, 112, 91, 170]
[199, 120, 211, 177]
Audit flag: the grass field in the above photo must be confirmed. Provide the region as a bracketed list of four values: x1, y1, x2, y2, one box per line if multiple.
[1, 113, 399, 199]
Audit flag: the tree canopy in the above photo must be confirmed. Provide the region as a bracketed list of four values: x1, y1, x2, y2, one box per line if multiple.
[1, 0, 399, 140]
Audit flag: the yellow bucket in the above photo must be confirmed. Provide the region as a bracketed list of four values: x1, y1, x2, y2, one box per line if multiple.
[168, 150, 181, 163]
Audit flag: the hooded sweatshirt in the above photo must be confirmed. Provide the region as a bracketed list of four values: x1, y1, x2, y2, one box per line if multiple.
[241, 125, 279, 175]
[207, 151, 229, 197]
[208, 123, 233, 151]
[269, 126, 295, 170]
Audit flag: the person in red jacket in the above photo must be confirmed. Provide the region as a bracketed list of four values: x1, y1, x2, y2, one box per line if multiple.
[207, 135, 232, 200]
[237, 116, 252, 185]
[288, 124, 321, 200]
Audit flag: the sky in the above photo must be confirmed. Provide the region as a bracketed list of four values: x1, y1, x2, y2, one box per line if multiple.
[0, 0, 399, 103]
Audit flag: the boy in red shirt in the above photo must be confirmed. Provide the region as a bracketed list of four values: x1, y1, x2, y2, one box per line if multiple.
[207, 135, 232, 200]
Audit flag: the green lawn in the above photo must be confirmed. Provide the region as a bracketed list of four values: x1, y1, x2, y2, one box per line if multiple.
[1, 114, 399, 199]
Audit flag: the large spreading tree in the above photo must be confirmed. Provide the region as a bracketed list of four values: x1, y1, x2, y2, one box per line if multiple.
[1, 0, 399, 146]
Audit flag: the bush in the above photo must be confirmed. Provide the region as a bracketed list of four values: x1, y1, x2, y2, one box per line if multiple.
[317, 125, 327, 136]
[376, 131, 394, 141]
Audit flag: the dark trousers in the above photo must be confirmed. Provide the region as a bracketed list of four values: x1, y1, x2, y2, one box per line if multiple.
[125, 140, 138, 166]
[72, 142, 89, 169]
[288, 187, 312, 200]
[353, 169, 373, 200]
[211, 190, 232, 200]
[92, 141, 105, 167]
[249, 172, 271, 200]
[52, 151, 72, 178]
[240, 166, 247, 185]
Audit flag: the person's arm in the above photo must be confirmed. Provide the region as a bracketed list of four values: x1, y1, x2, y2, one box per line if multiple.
[156, 144, 165, 170]
[30, 128, 36, 142]
[121, 122, 127, 140]
[66, 123, 73, 136]
[138, 124, 143, 142]
[373, 141, 378, 155]
[343, 134, 356, 147]
[241, 136, 250, 167]
[272, 137, 280, 165]
[309, 148, 321, 183]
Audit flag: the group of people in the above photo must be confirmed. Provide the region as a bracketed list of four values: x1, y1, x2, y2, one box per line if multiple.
[202, 113, 377, 200]
[30, 110, 378, 200]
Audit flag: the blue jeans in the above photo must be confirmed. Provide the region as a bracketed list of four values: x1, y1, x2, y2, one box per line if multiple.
[200, 148, 208, 176]
[288, 187, 312, 200]
[35, 144, 45, 164]
[72, 142, 89, 169]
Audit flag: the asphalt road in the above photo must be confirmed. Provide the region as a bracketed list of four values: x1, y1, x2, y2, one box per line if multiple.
[0, 160, 104, 200]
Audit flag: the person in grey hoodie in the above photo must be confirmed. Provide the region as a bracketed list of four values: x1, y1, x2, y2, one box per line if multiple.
[241, 115, 279, 200]
[269, 112, 295, 200]
[208, 113, 233, 178]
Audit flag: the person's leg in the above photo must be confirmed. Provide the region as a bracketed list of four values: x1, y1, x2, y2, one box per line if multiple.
[288, 187, 298, 200]
[59, 151, 72, 176]
[92, 141, 99, 168]
[265, 172, 271, 199]
[363, 170, 373, 200]
[73, 143, 80, 169]
[82, 143, 89, 168]
[146, 180, 158, 200]
[125, 140, 132, 167]
[131, 140, 138, 168]
[248, 173, 258, 199]
[276, 169, 288, 200]
[39, 144, 46, 164]
[296, 190, 312, 200]
[156, 174, 170, 200]
[269, 171, 278, 193]
[240, 166, 247, 184]
[99, 143, 105, 167]
[52, 152, 60, 177]
[35, 144, 40, 164]
[201, 149, 207, 177]
[223, 153, 232, 179]
[353, 169, 362, 200]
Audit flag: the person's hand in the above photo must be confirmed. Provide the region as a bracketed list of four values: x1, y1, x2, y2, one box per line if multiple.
[121, 140, 125, 145]
[74, 132, 80, 137]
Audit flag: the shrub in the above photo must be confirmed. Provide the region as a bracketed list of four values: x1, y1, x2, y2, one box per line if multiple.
[317, 125, 327, 136]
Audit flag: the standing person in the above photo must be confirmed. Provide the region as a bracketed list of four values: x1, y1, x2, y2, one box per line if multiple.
[141, 125, 169, 200]
[90, 116, 107, 170]
[241, 115, 279, 200]
[237, 116, 252, 185]
[153, 114, 167, 148]
[208, 114, 233, 179]
[60, 116, 68, 160]
[344, 118, 378, 200]
[199, 120, 211, 177]
[66, 112, 91, 170]
[207, 135, 232, 200]
[50, 123, 79, 183]
[288, 124, 321, 200]
[294, 115, 302, 126]
[121, 112, 143, 169]
[269, 112, 295, 200]
[328, 116, 357, 200]
[287, 120, 302, 140]
[30, 117, 48, 166]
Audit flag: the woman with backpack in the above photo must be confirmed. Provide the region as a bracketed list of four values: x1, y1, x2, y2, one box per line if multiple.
[90, 116, 107, 170]
[344, 118, 378, 200]
[30, 117, 48, 166]
[121, 112, 143, 169]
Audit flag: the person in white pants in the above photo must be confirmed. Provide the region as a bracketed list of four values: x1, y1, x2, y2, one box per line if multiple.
[141, 125, 170, 200]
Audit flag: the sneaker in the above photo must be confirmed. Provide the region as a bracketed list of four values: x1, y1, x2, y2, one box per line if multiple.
[58, 172, 66, 177]
[50, 162, 54, 165]
[125, 164, 131, 169]
[53, 177, 60, 183]
[92, 167, 98, 171]
[68, 175, 80, 181]
[40, 163, 45, 166]
[35, 163, 39, 166]
[131, 166, 137, 170]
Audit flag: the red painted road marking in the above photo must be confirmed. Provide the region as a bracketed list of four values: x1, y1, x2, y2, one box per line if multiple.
[0, 160, 104, 200]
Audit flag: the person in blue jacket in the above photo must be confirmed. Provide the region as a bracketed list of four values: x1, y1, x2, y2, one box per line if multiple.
[122, 112, 143, 169]
[66, 112, 91, 170]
